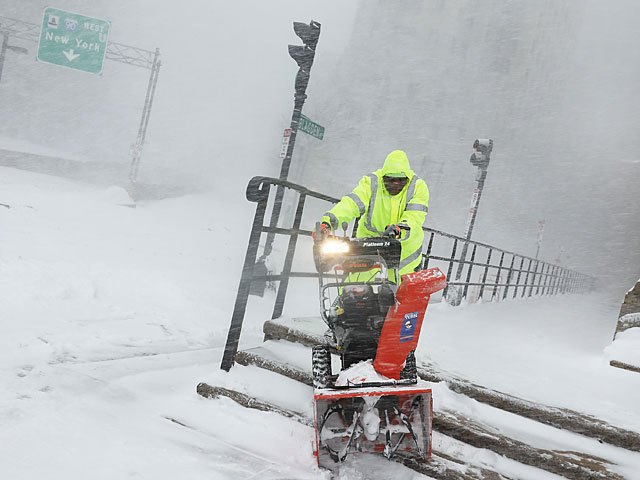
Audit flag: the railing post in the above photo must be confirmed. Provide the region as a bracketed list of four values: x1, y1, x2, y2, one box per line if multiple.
[536, 263, 547, 295]
[220, 182, 270, 371]
[442, 238, 458, 299]
[478, 249, 493, 301]
[502, 253, 516, 300]
[551, 265, 560, 295]
[561, 269, 569, 294]
[522, 258, 533, 298]
[422, 232, 435, 270]
[527, 261, 535, 297]
[463, 244, 478, 299]
[513, 256, 525, 299]
[492, 251, 505, 301]
[546, 265, 554, 295]
[540, 263, 550, 295]
[271, 193, 307, 320]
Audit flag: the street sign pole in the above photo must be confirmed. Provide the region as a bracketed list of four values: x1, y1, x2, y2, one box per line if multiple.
[261, 21, 320, 261]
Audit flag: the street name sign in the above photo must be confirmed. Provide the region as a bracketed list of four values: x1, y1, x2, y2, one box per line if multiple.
[299, 114, 324, 140]
[37, 7, 111, 75]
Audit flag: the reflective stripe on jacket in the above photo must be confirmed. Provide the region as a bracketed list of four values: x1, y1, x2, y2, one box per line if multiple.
[322, 150, 429, 276]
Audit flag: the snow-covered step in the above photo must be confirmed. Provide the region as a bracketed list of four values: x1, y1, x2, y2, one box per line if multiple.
[264, 316, 640, 453]
[234, 340, 625, 480]
[196, 379, 525, 480]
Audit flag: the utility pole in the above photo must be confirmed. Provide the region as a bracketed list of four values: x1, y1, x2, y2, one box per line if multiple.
[447, 139, 493, 306]
[250, 20, 320, 296]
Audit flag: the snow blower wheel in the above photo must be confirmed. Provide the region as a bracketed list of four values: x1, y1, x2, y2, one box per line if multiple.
[312, 345, 332, 389]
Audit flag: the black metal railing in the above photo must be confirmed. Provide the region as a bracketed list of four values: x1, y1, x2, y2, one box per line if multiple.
[420, 228, 593, 304]
[220, 176, 594, 370]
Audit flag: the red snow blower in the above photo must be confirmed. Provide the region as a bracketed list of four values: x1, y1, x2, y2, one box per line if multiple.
[311, 224, 446, 467]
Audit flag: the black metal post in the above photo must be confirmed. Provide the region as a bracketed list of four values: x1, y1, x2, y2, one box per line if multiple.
[522, 259, 533, 297]
[492, 251, 505, 301]
[263, 94, 305, 259]
[271, 192, 307, 319]
[262, 20, 320, 260]
[442, 238, 458, 298]
[463, 244, 478, 298]
[220, 183, 270, 371]
[528, 261, 539, 297]
[555, 266, 562, 294]
[422, 232, 435, 270]
[502, 254, 516, 300]
[478, 249, 493, 300]
[513, 256, 525, 299]
[536, 262, 546, 295]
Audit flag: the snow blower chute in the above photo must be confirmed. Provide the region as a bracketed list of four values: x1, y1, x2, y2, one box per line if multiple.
[311, 225, 446, 468]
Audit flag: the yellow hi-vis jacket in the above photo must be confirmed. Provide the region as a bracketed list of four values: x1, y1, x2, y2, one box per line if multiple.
[322, 150, 429, 277]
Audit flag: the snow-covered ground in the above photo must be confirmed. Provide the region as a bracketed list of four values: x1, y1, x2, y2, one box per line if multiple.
[1, 166, 639, 479]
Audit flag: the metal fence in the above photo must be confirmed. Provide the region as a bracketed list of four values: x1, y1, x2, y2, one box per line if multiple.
[421, 227, 593, 304]
[220, 176, 594, 370]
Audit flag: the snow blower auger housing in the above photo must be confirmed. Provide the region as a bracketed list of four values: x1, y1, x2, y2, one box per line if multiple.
[311, 224, 446, 467]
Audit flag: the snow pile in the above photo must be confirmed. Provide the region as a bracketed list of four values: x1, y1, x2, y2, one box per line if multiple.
[605, 327, 640, 367]
[335, 360, 392, 386]
[99, 185, 134, 205]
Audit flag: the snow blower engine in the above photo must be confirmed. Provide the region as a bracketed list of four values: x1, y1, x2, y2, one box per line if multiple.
[311, 223, 446, 467]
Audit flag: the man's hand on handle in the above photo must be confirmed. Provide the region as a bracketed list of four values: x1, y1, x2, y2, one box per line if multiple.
[312, 222, 331, 241]
[383, 224, 401, 238]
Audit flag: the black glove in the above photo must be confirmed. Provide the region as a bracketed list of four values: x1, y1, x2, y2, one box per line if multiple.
[383, 224, 401, 238]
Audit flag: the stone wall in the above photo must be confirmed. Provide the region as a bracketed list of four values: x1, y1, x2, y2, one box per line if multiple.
[615, 281, 640, 337]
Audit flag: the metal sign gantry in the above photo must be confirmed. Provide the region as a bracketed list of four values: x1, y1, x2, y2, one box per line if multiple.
[0, 14, 160, 184]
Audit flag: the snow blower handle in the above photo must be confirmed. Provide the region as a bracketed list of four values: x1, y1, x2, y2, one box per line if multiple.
[383, 223, 410, 238]
[313, 221, 331, 243]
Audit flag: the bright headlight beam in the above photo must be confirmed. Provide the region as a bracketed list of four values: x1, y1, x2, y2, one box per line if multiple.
[321, 240, 350, 255]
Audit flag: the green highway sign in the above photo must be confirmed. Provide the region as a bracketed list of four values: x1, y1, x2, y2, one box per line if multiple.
[299, 114, 325, 140]
[37, 7, 111, 75]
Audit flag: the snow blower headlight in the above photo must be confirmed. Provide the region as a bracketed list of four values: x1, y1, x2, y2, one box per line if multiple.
[321, 239, 350, 255]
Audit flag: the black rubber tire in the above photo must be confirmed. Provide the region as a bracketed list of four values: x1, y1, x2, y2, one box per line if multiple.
[400, 350, 418, 383]
[312, 345, 332, 389]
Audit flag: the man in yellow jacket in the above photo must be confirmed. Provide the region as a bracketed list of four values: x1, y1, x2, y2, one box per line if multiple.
[320, 150, 429, 278]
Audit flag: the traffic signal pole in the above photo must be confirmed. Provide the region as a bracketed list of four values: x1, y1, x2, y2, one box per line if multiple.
[447, 139, 493, 306]
[262, 21, 320, 261]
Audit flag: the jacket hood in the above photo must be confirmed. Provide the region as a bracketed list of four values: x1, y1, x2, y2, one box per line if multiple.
[379, 150, 414, 179]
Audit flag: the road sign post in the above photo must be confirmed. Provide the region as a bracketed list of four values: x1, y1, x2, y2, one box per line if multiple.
[37, 7, 110, 75]
[260, 20, 321, 262]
